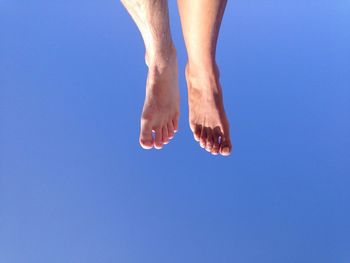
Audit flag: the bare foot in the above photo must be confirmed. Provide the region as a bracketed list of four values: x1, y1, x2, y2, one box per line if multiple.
[139, 47, 180, 149]
[185, 63, 232, 156]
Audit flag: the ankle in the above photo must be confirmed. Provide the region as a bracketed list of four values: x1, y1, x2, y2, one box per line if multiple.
[145, 44, 177, 69]
[186, 60, 220, 88]
[186, 60, 220, 79]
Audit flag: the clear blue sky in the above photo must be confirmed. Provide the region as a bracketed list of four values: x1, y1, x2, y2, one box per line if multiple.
[1, 0, 349, 262]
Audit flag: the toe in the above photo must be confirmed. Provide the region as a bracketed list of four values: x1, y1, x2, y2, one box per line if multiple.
[220, 137, 232, 156]
[173, 113, 179, 132]
[140, 138, 153, 149]
[162, 126, 169, 144]
[194, 125, 202, 142]
[167, 122, 175, 139]
[200, 127, 207, 148]
[153, 127, 163, 149]
[140, 121, 153, 149]
[211, 133, 220, 155]
[189, 122, 196, 133]
[206, 131, 214, 152]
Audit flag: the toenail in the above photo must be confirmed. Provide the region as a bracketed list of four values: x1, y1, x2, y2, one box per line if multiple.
[221, 147, 231, 155]
[140, 140, 153, 149]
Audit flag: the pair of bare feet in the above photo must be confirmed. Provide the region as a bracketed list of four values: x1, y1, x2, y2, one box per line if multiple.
[139, 46, 232, 156]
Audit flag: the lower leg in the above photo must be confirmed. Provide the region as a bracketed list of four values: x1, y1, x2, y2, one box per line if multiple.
[121, 0, 180, 149]
[178, 0, 227, 73]
[177, 0, 231, 156]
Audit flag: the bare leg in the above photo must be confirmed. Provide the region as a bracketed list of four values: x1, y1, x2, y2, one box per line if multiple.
[121, 0, 180, 149]
[177, 0, 231, 156]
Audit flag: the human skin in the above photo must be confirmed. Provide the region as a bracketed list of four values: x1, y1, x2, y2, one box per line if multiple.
[120, 0, 180, 150]
[177, 0, 231, 155]
[120, 0, 231, 156]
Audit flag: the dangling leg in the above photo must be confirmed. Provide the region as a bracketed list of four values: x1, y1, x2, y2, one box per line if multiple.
[177, 0, 231, 156]
[121, 0, 180, 149]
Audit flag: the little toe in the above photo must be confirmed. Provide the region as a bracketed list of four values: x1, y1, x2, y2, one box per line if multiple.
[194, 125, 202, 142]
[167, 122, 175, 139]
[154, 127, 163, 149]
[173, 113, 179, 132]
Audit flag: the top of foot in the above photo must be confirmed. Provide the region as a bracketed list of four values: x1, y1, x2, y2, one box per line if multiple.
[139, 47, 180, 150]
[186, 62, 232, 156]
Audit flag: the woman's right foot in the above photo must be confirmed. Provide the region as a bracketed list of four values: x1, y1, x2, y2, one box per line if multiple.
[185, 62, 232, 156]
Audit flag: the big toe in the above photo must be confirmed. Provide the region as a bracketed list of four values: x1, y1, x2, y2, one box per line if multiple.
[140, 132, 153, 150]
[220, 138, 232, 156]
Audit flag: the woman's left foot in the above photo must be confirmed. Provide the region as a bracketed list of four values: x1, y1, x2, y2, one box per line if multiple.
[185, 62, 232, 156]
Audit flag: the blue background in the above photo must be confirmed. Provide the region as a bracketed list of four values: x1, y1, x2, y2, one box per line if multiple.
[1, 0, 350, 262]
